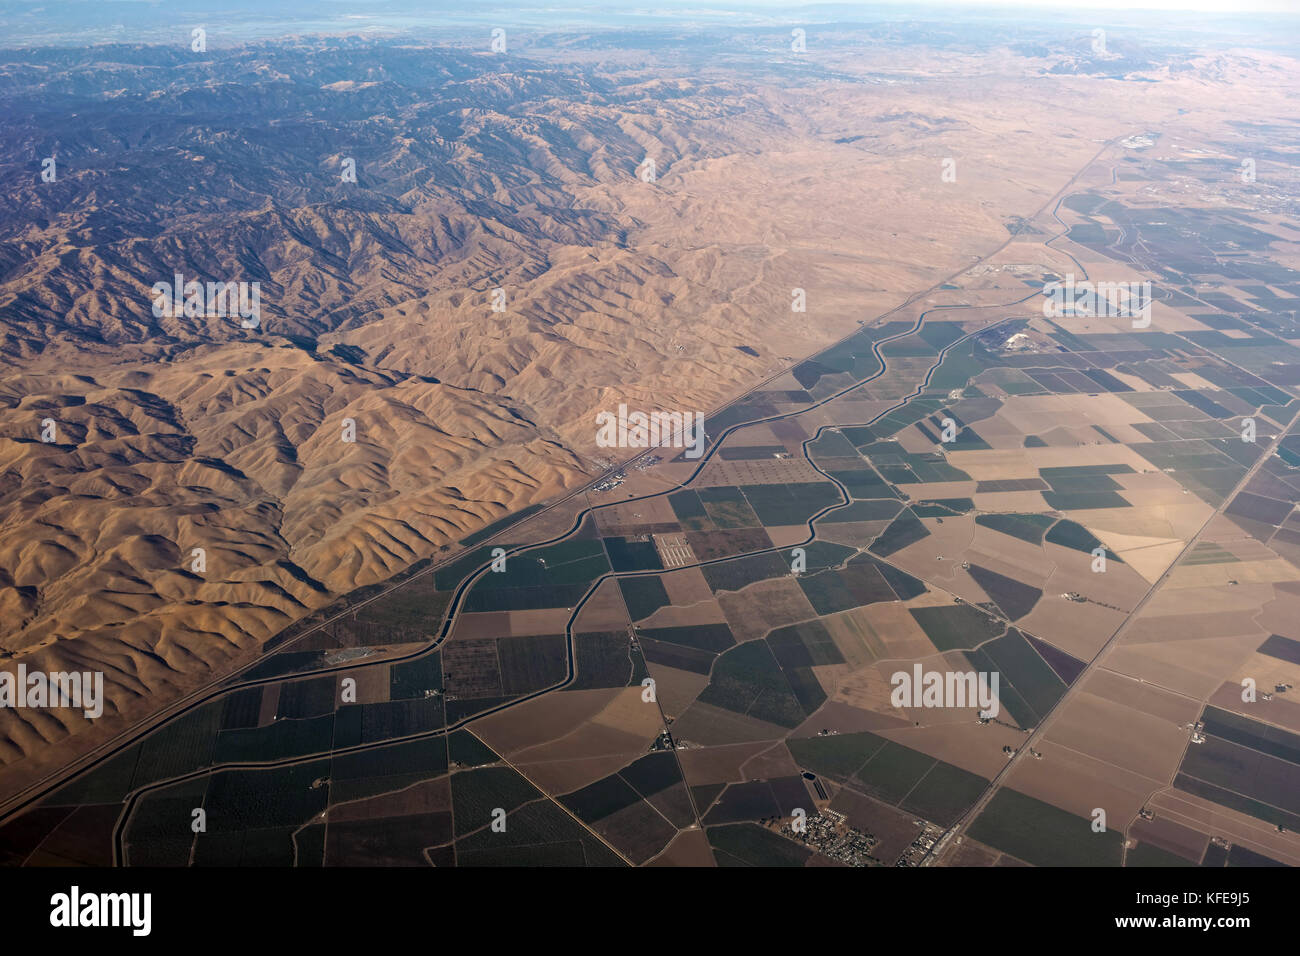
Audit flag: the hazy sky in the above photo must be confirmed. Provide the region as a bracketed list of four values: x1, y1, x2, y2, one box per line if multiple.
[908, 0, 1295, 10]
[3, 0, 1295, 48]
[754, 0, 1298, 11]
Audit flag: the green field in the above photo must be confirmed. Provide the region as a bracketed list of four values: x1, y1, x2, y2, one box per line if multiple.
[707, 823, 811, 867]
[968, 788, 1123, 866]
[910, 603, 1004, 652]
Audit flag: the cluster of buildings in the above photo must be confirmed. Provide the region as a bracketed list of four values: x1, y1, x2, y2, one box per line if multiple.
[1121, 133, 1157, 150]
[896, 821, 947, 867]
[779, 809, 878, 867]
[593, 471, 626, 492]
[591, 453, 665, 494]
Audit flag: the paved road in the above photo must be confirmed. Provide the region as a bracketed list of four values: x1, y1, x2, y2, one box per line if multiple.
[0, 138, 1120, 839]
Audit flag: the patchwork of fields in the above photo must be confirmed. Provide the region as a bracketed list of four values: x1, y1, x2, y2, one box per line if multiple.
[5, 125, 1300, 869]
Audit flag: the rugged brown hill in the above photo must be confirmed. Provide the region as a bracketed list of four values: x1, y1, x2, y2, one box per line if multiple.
[3, 31, 1283, 791]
